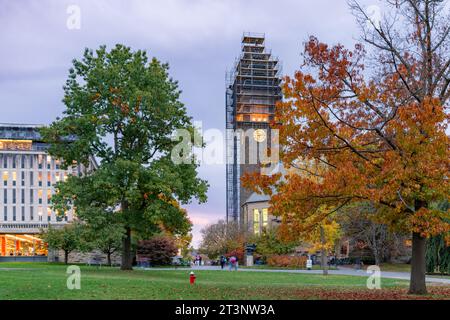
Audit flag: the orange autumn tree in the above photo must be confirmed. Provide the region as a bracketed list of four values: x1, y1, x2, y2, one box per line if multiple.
[294, 211, 341, 276]
[243, 0, 450, 295]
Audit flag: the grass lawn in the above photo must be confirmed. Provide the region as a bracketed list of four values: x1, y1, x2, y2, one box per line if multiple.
[364, 263, 449, 279]
[0, 262, 448, 300]
[372, 263, 411, 273]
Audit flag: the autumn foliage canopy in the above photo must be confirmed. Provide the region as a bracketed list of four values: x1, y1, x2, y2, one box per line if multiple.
[243, 37, 449, 242]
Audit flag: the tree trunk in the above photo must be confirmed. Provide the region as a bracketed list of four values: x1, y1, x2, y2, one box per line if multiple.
[409, 232, 427, 294]
[64, 251, 69, 265]
[121, 226, 133, 270]
[107, 252, 112, 266]
[320, 226, 328, 276]
[374, 253, 381, 266]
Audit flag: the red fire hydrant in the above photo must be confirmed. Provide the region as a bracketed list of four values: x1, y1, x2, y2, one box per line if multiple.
[189, 271, 196, 285]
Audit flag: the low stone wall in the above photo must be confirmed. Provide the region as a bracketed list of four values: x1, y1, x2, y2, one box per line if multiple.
[48, 249, 121, 266]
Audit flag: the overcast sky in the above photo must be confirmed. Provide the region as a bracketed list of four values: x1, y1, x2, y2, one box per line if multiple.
[0, 0, 380, 247]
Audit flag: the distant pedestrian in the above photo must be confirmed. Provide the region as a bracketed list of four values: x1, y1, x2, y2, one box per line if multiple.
[220, 256, 227, 269]
[229, 256, 238, 271]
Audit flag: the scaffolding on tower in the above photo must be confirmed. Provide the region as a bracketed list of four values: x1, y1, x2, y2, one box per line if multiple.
[225, 32, 282, 224]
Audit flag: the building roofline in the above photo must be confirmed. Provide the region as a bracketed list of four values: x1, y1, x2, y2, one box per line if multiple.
[0, 123, 45, 128]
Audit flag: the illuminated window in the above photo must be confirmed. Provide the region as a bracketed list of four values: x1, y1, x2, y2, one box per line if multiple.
[47, 156, 51, 169]
[38, 155, 43, 169]
[262, 208, 268, 228]
[47, 208, 52, 221]
[55, 172, 60, 182]
[47, 190, 51, 203]
[253, 209, 260, 235]
[63, 172, 68, 181]
[3, 171, 8, 186]
[47, 172, 51, 186]
[12, 171, 16, 186]
[38, 190, 43, 204]
[38, 172, 42, 186]
[55, 159, 60, 170]
[38, 206, 43, 221]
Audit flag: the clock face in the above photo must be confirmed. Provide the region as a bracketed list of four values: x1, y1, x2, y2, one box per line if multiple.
[253, 129, 266, 142]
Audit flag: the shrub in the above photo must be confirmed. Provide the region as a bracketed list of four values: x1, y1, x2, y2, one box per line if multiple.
[266, 255, 307, 268]
[137, 236, 178, 266]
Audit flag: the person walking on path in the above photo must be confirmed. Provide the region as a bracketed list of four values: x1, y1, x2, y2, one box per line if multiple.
[220, 256, 226, 270]
[229, 256, 238, 271]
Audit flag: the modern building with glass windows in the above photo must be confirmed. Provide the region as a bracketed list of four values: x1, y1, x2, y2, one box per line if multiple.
[0, 123, 96, 260]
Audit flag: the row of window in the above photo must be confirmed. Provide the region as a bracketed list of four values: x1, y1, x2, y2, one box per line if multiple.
[2, 189, 53, 205]
[0, 154, 61, 170]
[2, 170, 68, 187]
[1, 206, 67, 222]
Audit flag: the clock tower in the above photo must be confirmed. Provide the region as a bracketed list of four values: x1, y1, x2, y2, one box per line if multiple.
[226, 33, 281, 224]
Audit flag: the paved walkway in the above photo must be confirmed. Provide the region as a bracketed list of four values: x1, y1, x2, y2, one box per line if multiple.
[143, 266, 450, 285]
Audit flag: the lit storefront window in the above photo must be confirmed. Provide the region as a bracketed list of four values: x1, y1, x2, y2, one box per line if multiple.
[0, 234, 47, 257]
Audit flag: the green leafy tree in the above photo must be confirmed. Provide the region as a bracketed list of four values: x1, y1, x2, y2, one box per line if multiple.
[42, 222, 90, 264]
[174, 232, 193, 259]
[426, 233, 450, 275]
[89, 223, 124, 266]
[426, 202, 450, 275]
[249, 228, 297, 258]
[41, 44, 208, 270]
